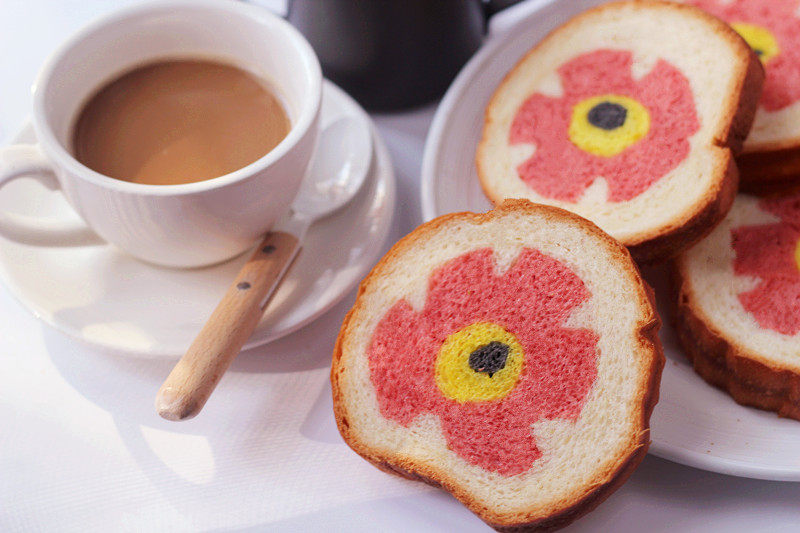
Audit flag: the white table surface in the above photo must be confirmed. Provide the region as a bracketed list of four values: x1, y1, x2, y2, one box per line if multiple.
[3, 1, 800, 532]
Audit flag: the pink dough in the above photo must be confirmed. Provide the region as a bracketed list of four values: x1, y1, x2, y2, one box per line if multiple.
[509, 49, 699, 202]
[733, 194, 800, 335]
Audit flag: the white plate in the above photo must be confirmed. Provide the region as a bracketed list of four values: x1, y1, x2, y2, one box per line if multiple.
[0, 80, 395, 357]
[420, 0, 800, 481]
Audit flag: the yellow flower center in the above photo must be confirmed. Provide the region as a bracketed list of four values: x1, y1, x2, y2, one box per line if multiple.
[568, 94, 650, 157]
[794, 239, 800, 272]
[435, 322, 524, 403]
[732, 22, 779, 64]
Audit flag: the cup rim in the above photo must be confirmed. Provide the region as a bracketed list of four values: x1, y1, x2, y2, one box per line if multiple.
[31, 0, 322, 197]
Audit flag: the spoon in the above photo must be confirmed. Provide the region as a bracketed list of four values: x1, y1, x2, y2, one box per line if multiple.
[155, 115, 372, 421]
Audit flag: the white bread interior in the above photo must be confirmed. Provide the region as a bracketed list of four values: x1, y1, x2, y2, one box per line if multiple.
[747, 95, 800, 152]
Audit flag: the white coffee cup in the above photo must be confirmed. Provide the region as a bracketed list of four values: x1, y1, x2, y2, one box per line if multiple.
[0, 0, 322, 268]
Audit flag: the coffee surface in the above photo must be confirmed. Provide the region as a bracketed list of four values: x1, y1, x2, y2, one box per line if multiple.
[72, 59, 290, 185]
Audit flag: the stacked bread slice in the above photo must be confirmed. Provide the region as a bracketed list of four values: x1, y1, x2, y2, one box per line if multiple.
[332, 200, 663, 531]
[477, 0, 763, 263]
[677, 0, 800, 194]
[674, 192, 800, 419]
[660, 1, 800, 419]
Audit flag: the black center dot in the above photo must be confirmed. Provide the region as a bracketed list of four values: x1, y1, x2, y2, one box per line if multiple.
[468, 341, 509, 378]
[588, 102, 627, 130]
[754, 48, 764, 57]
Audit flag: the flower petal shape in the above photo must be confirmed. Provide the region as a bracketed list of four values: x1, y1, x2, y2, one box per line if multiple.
[368, 248, 599, 475]
[732, 195, 800, 336]
[509, 50, 699, 203]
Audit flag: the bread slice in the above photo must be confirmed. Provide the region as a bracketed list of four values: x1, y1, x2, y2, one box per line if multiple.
[673, 191, 800, 419]
[332, 200, 663, 531]
[677, 0, 800, 194]
[477, 0, 763, 263]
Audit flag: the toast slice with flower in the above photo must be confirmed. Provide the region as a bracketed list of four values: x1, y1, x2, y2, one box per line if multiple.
[477, 0, 763, 263]
[678, 0, 800, 194]
[673, 190, 800, 420]
[331, 200, 663, 531]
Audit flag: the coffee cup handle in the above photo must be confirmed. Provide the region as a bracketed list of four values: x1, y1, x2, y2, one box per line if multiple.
[0, 144, 101, 246]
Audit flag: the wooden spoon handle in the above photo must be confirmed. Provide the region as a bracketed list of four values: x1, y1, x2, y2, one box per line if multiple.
[156, 231, 300, 421]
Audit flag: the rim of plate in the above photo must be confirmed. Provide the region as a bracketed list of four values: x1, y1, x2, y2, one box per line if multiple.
[649, 439, 800, 482]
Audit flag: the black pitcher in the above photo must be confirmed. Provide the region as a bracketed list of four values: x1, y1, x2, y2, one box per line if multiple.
[287, 0, 522, 111]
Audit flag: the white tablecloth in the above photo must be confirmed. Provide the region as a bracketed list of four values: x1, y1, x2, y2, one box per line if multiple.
[3, 1, 800, 531]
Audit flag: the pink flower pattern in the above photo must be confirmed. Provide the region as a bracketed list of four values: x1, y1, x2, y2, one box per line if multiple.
[368, 248, 598, 476]
[732, 194, 800, 335]
[510, 50, 699, 202]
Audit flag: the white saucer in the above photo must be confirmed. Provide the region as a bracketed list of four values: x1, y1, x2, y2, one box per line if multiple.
[420, 0, 800, 482]
[0, 80, 395, 357]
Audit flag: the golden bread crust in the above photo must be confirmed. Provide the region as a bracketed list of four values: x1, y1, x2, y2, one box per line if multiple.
[672, 258, 800, 420]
